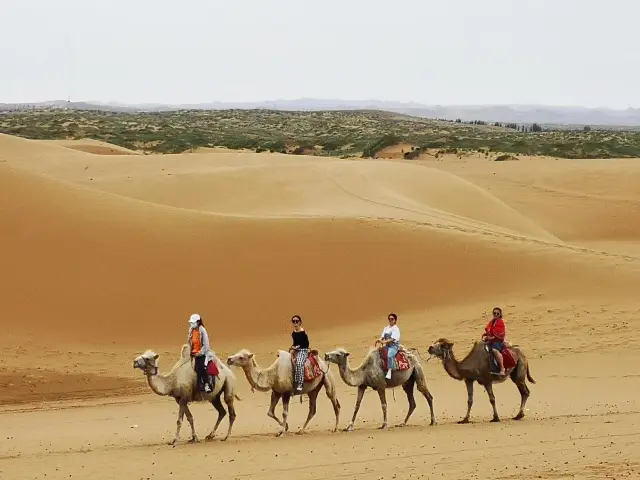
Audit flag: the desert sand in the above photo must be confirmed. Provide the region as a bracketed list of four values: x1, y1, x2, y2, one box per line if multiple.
[1, 133, 640, 479]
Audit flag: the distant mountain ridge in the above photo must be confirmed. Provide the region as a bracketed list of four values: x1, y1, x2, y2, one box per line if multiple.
[2, 98, 640, 127]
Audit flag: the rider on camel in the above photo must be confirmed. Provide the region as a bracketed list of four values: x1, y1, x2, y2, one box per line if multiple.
[483, 307, 506, 376]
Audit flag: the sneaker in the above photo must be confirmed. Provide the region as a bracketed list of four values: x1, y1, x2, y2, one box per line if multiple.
[295, 385, 303, 393]
[385, 370, 392, 380]
[204, 384, 212, 393]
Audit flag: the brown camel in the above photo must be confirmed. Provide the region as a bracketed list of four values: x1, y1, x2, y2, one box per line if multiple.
[323, 347, 435, 432]
[226, 348, 341, 436]
[133, 344, 239, 445]
[427, 338, 535, 423]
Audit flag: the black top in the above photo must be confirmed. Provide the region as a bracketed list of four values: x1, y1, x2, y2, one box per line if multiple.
[291, 330, 310, 349]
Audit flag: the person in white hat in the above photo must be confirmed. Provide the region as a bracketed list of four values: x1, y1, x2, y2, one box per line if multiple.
[187, 313, 214, 392]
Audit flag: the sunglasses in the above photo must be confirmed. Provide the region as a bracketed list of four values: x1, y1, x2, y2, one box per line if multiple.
[493, 311, 501, 316]
[292, 319, 301, 324]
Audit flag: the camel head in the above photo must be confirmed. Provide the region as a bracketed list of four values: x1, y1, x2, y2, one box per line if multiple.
[324, 348, 350, 365]
[132, 350, 159, 376]
[226, 349, 254, 368]
[427, 338, 454, 359]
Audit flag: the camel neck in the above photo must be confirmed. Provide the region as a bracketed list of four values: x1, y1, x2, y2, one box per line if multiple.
[147, 372, 172, 396]
[442, 351, 464, 380]
[243, 358, 274, 392]
[338, 358, 365, 387]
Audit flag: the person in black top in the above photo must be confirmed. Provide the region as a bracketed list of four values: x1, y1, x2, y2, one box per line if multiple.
[290, 315, 309, 393]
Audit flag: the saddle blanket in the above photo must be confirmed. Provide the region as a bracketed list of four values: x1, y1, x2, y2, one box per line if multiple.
[206, 360, 220, 377]
[290, 354, 323, 382]
[487, 345, 517, 371]
[502, 348, 517, 370]
[380, 349, 411, 371]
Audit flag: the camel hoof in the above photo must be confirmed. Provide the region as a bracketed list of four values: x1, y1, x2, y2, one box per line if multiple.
[343, 425, 354, 432]
[490, 418, 501, 423]
[221, 436, 229, 442]
[188, 437, 200, 444]
[276, 431, 286, 437]
[295, 430, 306, 435]
[205, 434, 215, 441]
[513, 413, 524, 421]
[168, 440, 178, 446]
[395, 423, 407, 428]
[430, 420, 437, 426]
[458, 418, 470, 424]
[378, 424, 388, 430]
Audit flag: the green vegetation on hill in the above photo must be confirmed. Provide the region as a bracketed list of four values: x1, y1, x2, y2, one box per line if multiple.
[2, 109, 640, 159]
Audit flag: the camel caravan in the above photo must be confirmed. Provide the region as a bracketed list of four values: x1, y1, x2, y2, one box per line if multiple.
[132, 308, 535, 444]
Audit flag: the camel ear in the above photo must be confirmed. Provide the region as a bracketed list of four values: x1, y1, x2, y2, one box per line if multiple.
[153, 354, 159, 360]
[248, 353, 254, 359]
[344, 352, 350, 357]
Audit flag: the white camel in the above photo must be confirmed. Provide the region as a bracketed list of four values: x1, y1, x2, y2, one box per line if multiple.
[133, 344, 240, 445]
[226, 348, 341, 436]
[324, 346, 436, 431]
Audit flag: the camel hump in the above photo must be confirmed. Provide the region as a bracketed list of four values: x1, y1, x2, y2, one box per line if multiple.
[180, 344, 190, 360]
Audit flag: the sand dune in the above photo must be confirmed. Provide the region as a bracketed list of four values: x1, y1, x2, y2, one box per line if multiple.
[2, 160, 607, 347]
[41, 138, 141, 155]
[2, 134, 640, 479]
[423, 154, 640, 243]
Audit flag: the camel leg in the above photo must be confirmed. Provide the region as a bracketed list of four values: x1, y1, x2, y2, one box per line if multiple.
[222, 388, 237, 441]
[323, 374, 341, 433]
[513, 380, 530, 420]
[278, 393, 291, 437]
[184, 404, 199, 444]
[267, 391, 285, 431]
[484, 383, 500, 422]
[206, 394, 226, 440]
[398, 378, 416, 427]
[459, 379, 474, 424]
[376, 388, 388, 430]
[344, 385, 367, 432]
[299, 384, 320, 434]
[170, 401, 186, 445]
[414, 368, 436, 426]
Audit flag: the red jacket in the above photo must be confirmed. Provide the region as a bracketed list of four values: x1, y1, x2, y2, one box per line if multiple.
[485, 317, 505, 342]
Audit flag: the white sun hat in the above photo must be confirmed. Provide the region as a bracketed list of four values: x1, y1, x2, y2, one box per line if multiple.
[189, 313, 201, 324]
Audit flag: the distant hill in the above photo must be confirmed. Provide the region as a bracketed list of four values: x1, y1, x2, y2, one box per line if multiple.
[2, 98, 640, 127]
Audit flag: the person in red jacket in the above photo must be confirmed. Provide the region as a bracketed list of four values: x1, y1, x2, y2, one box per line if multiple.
[483, 307, 506, 376]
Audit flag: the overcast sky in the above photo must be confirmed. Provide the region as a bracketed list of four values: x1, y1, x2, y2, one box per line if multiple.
[2, 0, 638, 107]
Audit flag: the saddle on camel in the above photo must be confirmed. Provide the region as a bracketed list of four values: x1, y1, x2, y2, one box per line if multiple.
[378, 345, 411, 372]
[290, 349, 323, 383]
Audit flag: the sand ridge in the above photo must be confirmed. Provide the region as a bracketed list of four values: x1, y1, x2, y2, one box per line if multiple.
[2, 134, 640, 479]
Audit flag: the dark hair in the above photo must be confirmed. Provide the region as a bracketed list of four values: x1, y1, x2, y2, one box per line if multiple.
[197, 319, 205, 327]
[291, 315, 302, 323]
[388, 313, 397, 321]
[492, 307, 502, 316]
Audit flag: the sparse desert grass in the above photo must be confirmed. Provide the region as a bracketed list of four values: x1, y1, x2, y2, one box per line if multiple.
[2, 109, 640, 159]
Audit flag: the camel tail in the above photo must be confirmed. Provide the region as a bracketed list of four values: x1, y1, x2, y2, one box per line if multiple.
[526, 363, 536, 384]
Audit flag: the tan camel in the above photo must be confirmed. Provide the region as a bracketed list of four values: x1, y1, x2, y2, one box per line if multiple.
[427, 338, 536, 423]
[323, 347, 436, 432]
[226, 348, 341, 436]
[133, 344, 239, 445]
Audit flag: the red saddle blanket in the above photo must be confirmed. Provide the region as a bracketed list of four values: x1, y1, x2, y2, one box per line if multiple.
[379, 348, 411, 371]
[206, 360, 220, 377]
[291, 354, 323, 382]
[502, 348, 517, 370]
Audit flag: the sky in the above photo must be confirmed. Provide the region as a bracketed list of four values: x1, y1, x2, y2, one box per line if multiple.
[2, 0, 639, 108]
